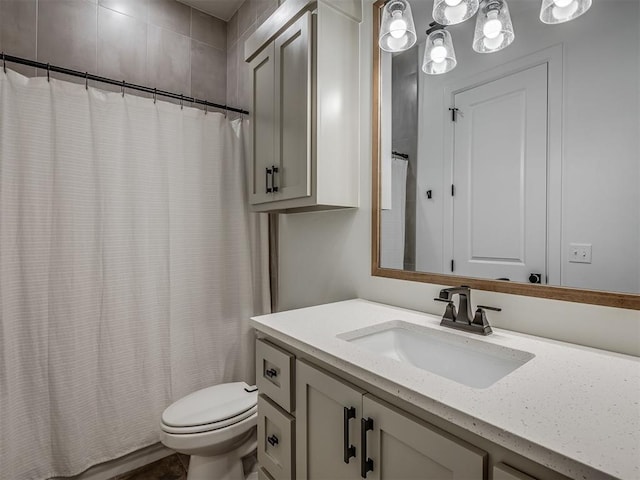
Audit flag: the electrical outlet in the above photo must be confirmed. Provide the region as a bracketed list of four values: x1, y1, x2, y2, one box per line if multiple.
[569, 243, 592, 264]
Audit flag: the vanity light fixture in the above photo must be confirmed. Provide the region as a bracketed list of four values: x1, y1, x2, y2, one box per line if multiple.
[472, 0, 515, 53]
[432, 0, 479, 26]
[539, 0, 592, 24]
[422, 24, 457, 75]
[379, 0, 417, 52]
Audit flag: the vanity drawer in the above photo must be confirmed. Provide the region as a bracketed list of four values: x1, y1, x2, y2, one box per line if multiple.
[258, 467, 275, 480]
[256, 338, 295, 412]
[494, 463, 537, 480]
[257, 394, 295, 480]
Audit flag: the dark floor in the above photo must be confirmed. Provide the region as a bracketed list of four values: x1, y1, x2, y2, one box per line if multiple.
[110, 454, 189, 480]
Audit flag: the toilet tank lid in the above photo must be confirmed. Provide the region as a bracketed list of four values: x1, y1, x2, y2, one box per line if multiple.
[162, 382, 257, 427]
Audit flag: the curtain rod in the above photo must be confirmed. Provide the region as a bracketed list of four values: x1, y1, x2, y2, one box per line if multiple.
[1, 52, 249, 115]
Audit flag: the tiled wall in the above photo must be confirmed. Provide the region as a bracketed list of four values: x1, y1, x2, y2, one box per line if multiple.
[226, 0, 282, 116]
[0, 0, 227, 105]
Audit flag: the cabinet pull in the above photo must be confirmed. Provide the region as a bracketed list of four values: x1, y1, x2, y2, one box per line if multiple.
[265, 368, 278, 378]
[272, 166, 279, 192]
[267, 434, 279, 447]
[265, 167, 272, 193]
[360, 417, 374, 478]
[343, 406, 356, 464]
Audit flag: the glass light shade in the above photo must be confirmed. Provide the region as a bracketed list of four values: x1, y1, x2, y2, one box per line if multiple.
[539, 0, 592, 24]
[432, 0, 479, 26]
[473, 0, 515, 53]
[379, 0, 417, 53]
[422, 30, 457, 75]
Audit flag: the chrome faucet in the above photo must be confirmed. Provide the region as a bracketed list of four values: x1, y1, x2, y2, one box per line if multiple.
[434, 286, 500, 336]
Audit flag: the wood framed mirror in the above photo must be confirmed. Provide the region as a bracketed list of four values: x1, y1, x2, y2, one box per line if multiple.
[371, 0, 640, 310]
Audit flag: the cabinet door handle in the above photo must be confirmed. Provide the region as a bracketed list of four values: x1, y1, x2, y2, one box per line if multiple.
[343, 406, 356, 464]
[267, 434, 279, 447]
[265, 167, 272, 193]
[265, 368, 278, 378]
[360, 417, 374, 478]
[272, 166, 279, 192]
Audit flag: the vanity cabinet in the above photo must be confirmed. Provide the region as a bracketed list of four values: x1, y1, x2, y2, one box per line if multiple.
[295, 360, 487, 479]
[245, 0, 360, 213]
[256, 336, 560, 480]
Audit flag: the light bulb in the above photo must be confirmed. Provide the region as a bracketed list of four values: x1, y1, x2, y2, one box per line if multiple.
[552, 1, 578, 20]
[445, 0, 463, 6]
[389, 11, 408, 39]
[444, 3, 468, 23]
[386, 34, 409, 51]
[483, 32, 504, 50]
[553, 0, 573, 7]
[483, 11, 502, 39]
[430, 41, 448, 63]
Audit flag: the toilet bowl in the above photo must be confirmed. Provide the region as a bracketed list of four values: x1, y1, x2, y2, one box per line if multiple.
[160, 382, 258, 480]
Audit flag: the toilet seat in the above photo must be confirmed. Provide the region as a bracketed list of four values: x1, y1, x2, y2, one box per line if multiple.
[161, 382, 258, 435]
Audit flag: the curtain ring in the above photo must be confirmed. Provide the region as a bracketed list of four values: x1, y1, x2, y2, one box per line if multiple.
[121, 80, 125, 97]
[180, 94, 183, 110]
[85, 72, 89, 90]
[224, 105, 227, 119]
[153, 88, 157, 104]
[2, 53, 6, 74]
[204, 103, 208, 115]
[46, 63, 50, 82]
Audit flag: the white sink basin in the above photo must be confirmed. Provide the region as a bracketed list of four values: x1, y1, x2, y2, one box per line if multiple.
[339, 321, 535, 389]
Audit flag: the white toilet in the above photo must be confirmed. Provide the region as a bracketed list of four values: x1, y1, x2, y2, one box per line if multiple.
[160, 382, 258, 480]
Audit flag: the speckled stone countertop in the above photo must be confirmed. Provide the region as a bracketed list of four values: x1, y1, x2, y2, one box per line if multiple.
[250, 299, 640, 480]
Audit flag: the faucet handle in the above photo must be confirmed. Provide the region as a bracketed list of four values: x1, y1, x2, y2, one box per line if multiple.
[476, 305, 502, 312]
[472, 305, 499, 335]
[434, 298, 457, 322]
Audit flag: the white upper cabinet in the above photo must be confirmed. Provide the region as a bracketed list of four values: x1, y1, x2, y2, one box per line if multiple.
[245, 0, 361, 213]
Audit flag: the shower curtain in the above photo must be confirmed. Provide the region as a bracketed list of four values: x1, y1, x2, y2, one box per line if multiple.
[0, 69, 269, 479]
[380, 157, 408, 269]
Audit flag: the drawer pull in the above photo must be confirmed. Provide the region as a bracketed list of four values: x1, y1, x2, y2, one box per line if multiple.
[343, 406, 356, 463]
[267, 434, 279, 447]
[266, 167, 273, 193]
[265, 368, 278, 378]
[360, 417, 374, 478]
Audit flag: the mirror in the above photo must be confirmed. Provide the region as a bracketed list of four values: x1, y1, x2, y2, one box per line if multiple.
[372, 0, 640, 309]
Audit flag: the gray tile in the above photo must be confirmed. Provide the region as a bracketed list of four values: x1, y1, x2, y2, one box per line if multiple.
[37, 0, 98, 73]
[98, 6, 147, 85]
[176, 453, 190, 472]
[99, 0, 148, 21]
[0, 0, 38, 76]
[146, 24, 190, 95]
[256, 0, 278, 26]
[191, 8, 226, 50]
[111, 454, 186, 480]
[227, 11, 238, 49]
[237, 0, 256, 37]
[226, 41, 238, 107]
[148, 0, 190, 36]
[191, 40, 225, 104]
[237, 28, 253, 110]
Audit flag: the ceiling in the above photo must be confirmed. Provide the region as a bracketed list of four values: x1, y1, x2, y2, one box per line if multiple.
[178, 0, 245, 22]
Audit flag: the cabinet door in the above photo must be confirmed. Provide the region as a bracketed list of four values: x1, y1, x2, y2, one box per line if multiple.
[494, 463, 537, 480]
[362, 395, 487, 480]
[273, 11, 312, 202]
[296, 360, 364, 480]
[250, 43, 276, 205]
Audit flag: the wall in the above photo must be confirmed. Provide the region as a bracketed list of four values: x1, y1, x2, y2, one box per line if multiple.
[226, 0, 282, 114]
[413, 0, 639, 294]
[0, 0, 228, 106]
[276, 0, 640, 357]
